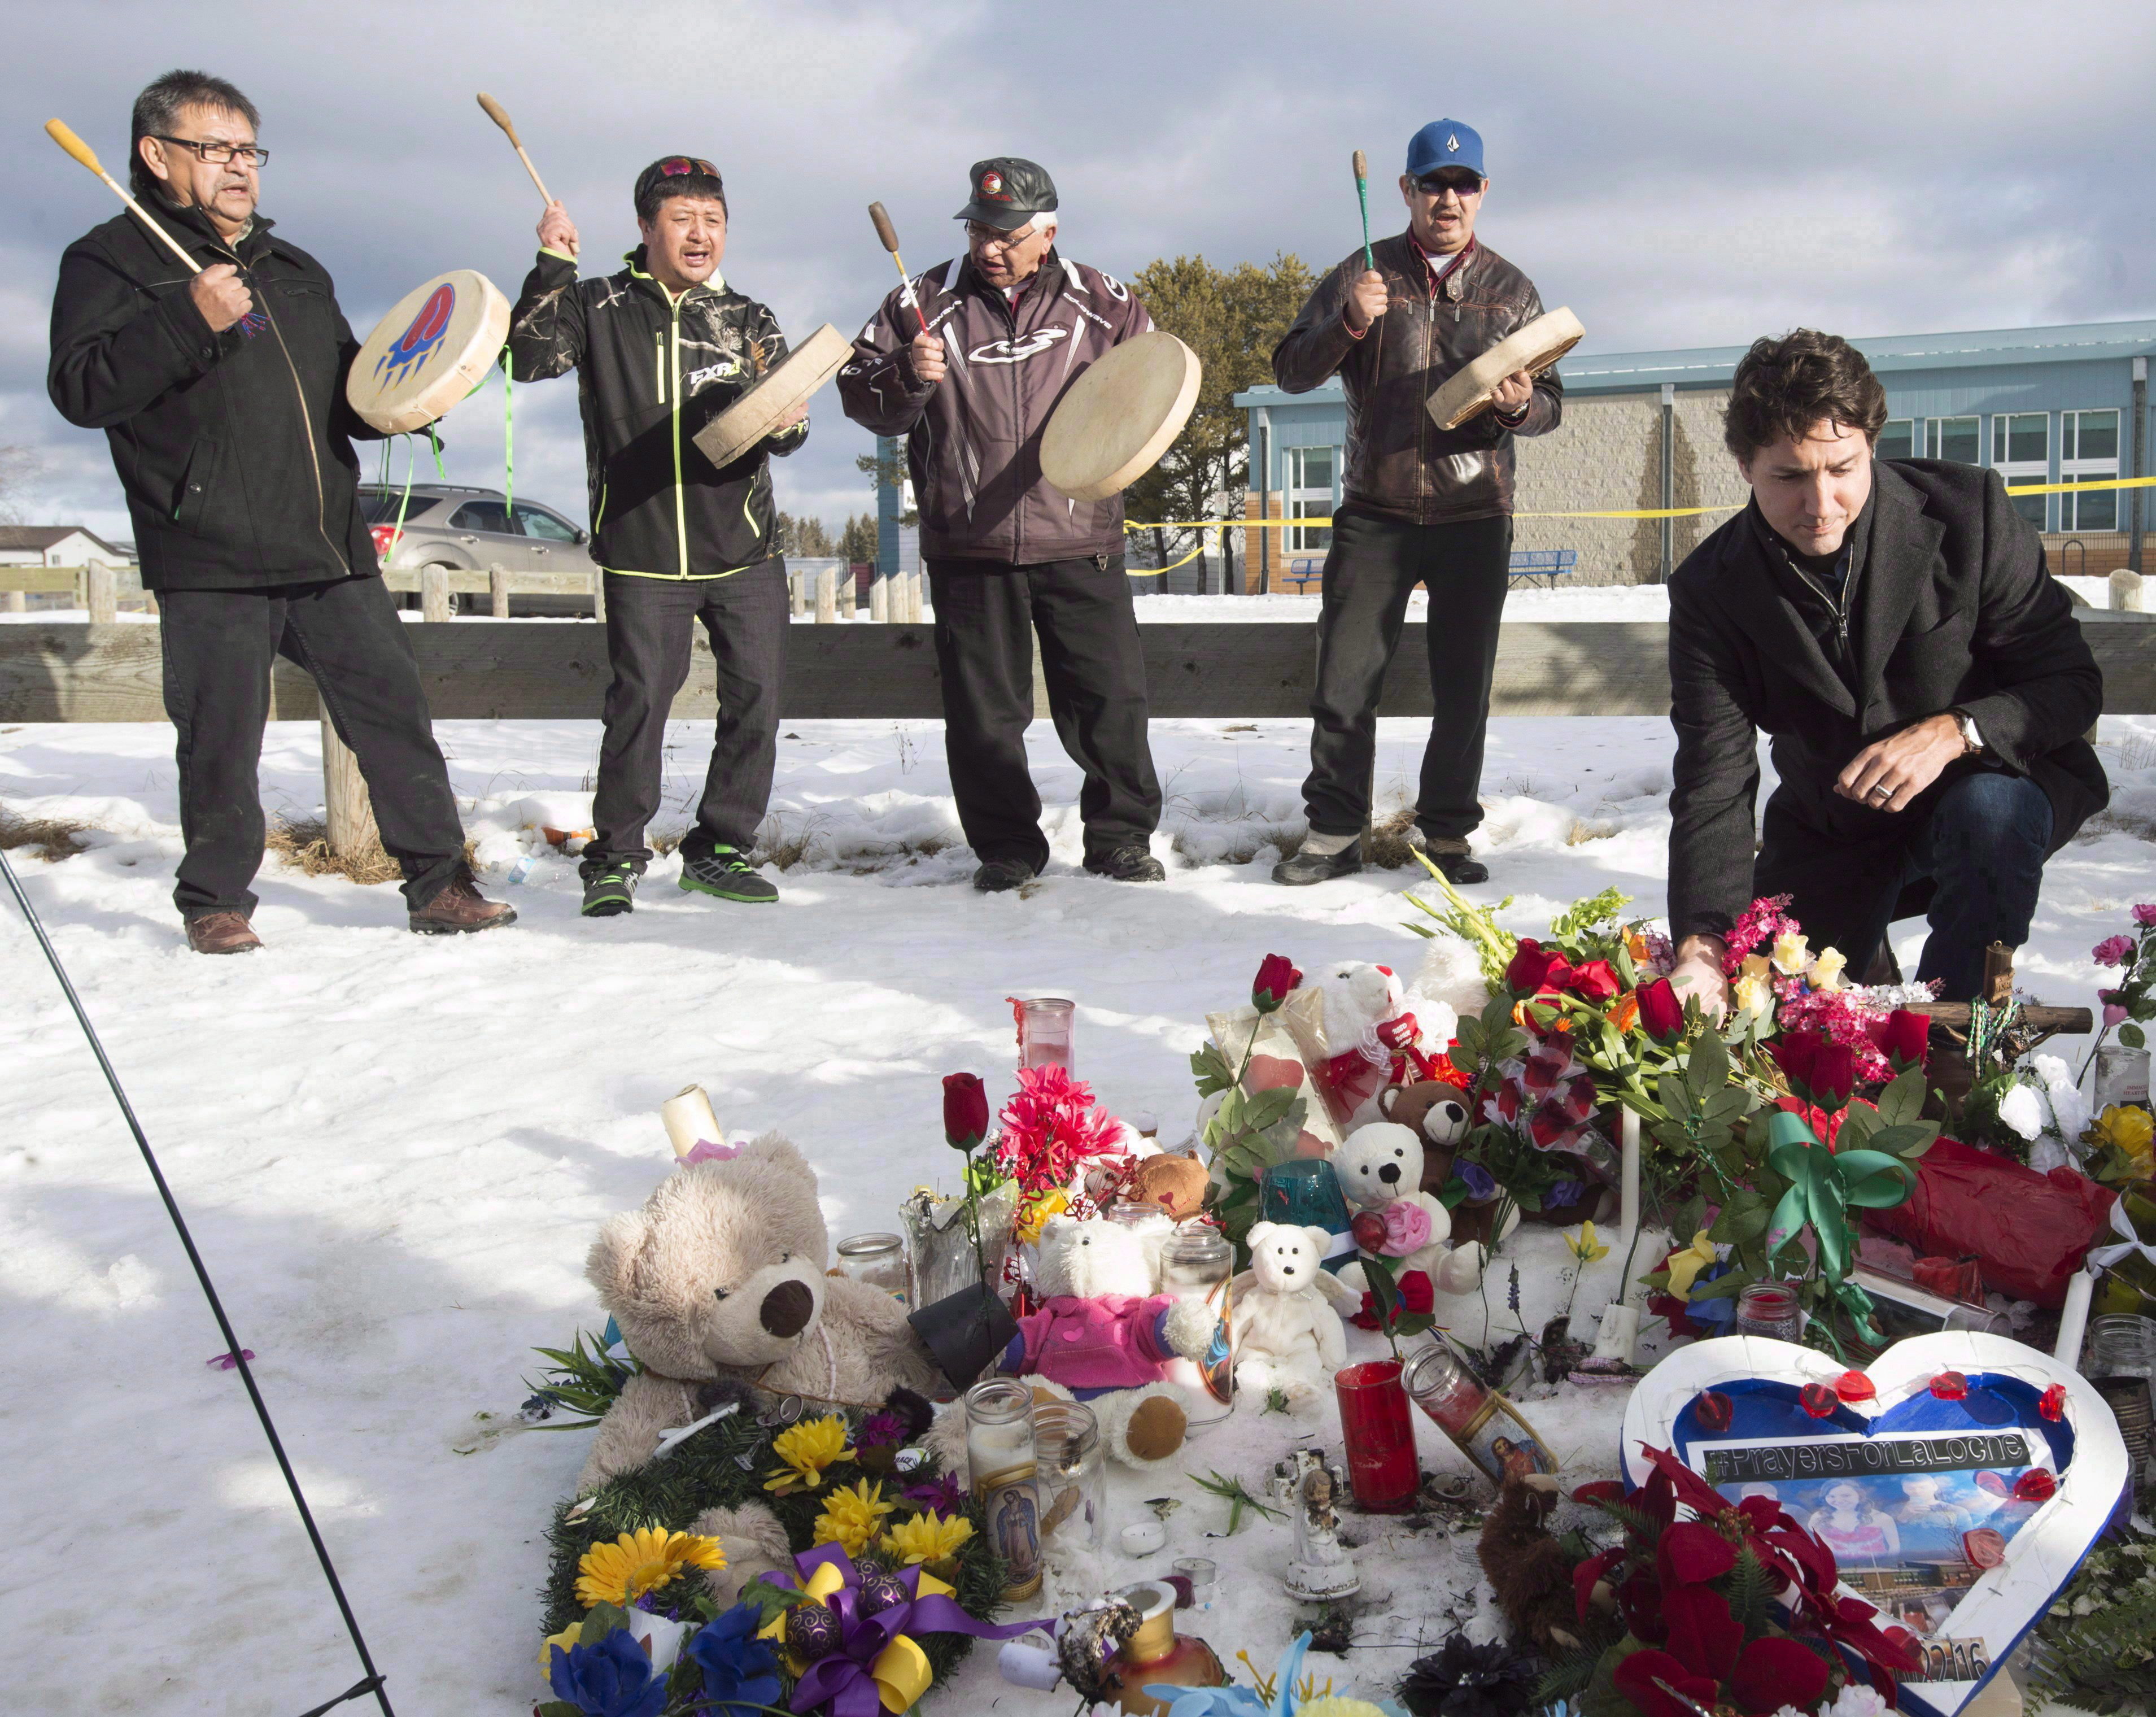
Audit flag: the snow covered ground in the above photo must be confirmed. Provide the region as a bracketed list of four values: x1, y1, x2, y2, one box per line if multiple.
[5, 686, 2154, 1711]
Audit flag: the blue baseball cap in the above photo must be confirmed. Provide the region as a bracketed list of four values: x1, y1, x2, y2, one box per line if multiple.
[1406, 120, 1485, 181]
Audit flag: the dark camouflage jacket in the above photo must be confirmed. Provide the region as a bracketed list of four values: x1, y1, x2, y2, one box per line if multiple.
[508, 247, 808, 578]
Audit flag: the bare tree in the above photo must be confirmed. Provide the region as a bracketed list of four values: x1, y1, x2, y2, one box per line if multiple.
[0, 445, 43, 527]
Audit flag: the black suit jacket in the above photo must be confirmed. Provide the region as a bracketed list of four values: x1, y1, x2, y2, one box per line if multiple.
[1666, 459, 2107, 947]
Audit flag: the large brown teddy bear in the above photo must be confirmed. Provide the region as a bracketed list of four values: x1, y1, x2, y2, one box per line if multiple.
[576, 1133, 940, 1498]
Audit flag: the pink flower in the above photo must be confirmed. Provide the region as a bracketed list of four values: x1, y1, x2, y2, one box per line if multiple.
[1380, 1199, 1433, 1256]
[993, 1065, 1127, 1193]
[2095, 934, 2137, 968]
[2133, 904, 2156, 928]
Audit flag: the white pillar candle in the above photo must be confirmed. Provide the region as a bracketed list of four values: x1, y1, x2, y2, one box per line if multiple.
[2054, 1270, 2095, 1365]
[1618, 1108, 1640, 1242]
[660, 1084, 723, 1157]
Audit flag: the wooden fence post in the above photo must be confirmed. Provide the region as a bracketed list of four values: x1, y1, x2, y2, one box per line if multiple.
[421, 564, 453, 623]
[815, 566, 838, 623]
[85, 562, 118, 624]
[321, 716, 381, 857]
[868, 575, 888, 622]
[590, 570, 606, 623]
[489, 563, 512, 618]
[2, 590, 23, 614]
[2114, 568, 2146, 612]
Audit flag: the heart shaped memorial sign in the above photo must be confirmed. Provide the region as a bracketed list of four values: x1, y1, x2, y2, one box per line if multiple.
[1622, 1331, 2127, 1717]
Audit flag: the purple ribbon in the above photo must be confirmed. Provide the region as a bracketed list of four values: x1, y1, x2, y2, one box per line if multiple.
[771, 1544, 1036, 1716]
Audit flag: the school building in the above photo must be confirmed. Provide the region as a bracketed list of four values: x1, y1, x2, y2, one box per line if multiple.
[1233, 317, 2154, 589]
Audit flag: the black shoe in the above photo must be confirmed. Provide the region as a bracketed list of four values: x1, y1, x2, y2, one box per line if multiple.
[972, 857, 1037, 893]
[1083, 844, 1166, 883]
[679, 847, 779, 904]
[1425, 849, 1489, 886]
[581, 859, 641, 917]
[1272, 840, 1362, 886]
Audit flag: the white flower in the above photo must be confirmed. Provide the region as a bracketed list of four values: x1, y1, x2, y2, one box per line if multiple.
[1998, 1083, 2046, 1141]
[2030, 1053, 2072, 1092]
[1828, 1687, 1890, 1717]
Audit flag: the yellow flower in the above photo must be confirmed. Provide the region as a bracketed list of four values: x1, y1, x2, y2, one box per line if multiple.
[1808, 947, 1848, 992]
[765, 1414, 855, 1494]
[813, 1478, 898, 1556]
[1665, 1230, 1720, 1302]
[1014, 1187, 1068, 1245]
[1298, 1700, 1390, 1717]
[2092, 1104, 2156, 1172]
[1741, 953, 1772, 983]
[539, 1624, 581, 1674]
[574, 1527, 725, 1608]
[1566, 1221, 1611, 1265]
[1734, 973, 1774, 1017]
[881, 1509, 975, 1566]
[1770, 930, 1810, 975]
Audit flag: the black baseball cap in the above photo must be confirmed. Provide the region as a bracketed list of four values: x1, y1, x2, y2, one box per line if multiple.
[954, 157, 1058, 229]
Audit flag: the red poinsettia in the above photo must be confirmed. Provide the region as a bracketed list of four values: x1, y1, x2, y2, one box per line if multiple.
[992, 1065, 1127, 1195]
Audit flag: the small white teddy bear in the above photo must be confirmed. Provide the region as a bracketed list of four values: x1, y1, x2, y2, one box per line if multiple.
[1230, 1222, 1347, 1409]
[1330, 1121, 1489, 1297]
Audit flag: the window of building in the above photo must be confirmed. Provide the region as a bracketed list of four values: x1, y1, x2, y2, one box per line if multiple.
[2062, 409, 2120, 531]
[1876, 419, 1914, 461]
[1285, 444, 1337, 552]
[448, 501, 518, 534]
[1991, 413, 2050, 531]
[1924, 416, 1979, 463]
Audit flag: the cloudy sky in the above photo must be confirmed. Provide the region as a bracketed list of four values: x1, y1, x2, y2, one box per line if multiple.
[8, 0, 2153, 546]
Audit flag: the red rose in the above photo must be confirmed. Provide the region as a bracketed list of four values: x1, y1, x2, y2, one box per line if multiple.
[1810, 1040, 1857, 1108]
[1350, 1268, 1434, 1330]
[1570, 959, 1622, 1003]
[1874, 1008, 1931, 1070]
[1637, 977, 1684, 1043]
[1769, 1030, 1823, 1096]
[1505, 937, 1559, 995]
[1252, 952, 1301, 1014]
[941, 1071, 989, 1151]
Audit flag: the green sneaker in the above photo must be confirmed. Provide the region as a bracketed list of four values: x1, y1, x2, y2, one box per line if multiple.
[580, 859, 641, 917]
[678, 846, 779, 904]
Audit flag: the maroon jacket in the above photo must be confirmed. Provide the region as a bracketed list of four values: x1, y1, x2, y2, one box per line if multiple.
[838, 249, 1153, 564]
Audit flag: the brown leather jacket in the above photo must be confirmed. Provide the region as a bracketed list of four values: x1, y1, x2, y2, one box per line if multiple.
[1272, 232, 1561, 525]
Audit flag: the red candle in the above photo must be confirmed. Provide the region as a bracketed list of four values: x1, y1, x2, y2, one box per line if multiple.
[1334, 1359, 1419, 1511]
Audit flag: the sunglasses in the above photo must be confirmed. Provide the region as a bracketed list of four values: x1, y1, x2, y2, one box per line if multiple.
[1415, 171, 1485, 197]
[656, 156, 719, 180]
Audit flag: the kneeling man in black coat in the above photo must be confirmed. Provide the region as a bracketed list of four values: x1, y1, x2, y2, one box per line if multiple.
[1664, 330, 2106, 1009]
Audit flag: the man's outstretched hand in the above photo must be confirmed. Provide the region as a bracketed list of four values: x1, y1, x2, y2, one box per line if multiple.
[1836, 713, 1967, 814]
[1669, 934, 1730, 1025]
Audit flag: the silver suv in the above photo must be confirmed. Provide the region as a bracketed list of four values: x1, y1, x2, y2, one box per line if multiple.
[356, 482, 599, 615]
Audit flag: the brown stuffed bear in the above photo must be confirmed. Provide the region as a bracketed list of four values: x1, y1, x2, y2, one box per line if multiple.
[1380, 1079, 1517, 1248]
[1126, 1152, 1210, 1222]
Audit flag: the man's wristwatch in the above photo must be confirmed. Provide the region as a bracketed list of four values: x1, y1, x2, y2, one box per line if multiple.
[1950, 708, 1984, 756]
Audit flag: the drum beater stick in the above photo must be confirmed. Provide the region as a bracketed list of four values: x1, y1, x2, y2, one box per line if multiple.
[1352, 149, 1373, 271]
[45, 119, 203, 274]
[867, 202, 931, 337]
[476, 92, 556, 206]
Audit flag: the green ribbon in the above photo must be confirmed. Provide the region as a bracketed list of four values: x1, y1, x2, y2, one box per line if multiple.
[1764, 1109, 1915, 1282]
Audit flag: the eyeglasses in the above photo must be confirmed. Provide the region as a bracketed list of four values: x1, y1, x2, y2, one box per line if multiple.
[656, 155, 719, 180]
[1415, 172, 1483, 198]
[966, 221, 1044, 252]
[154, 135, 269, 168]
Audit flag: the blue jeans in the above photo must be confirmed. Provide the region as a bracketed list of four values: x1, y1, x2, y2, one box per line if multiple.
[1851, 770, 2054, 1002]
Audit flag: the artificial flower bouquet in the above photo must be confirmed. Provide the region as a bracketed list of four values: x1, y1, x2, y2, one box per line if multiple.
[539, 1406, 1017, 1717]
[1550, 1445, 1918, 1717]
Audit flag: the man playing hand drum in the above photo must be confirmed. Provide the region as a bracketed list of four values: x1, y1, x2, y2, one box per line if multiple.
[509, 156, 809, 917]
[1271, 119, 1563, 888]
[838, 157, 1164, 893]
[1664, 331, 2106, 1013]
[47, 68, 514, 953]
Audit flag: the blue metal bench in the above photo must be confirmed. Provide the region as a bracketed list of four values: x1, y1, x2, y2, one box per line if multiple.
[1282, 556, 1324, 592]
[1508, 548, 1578, 589]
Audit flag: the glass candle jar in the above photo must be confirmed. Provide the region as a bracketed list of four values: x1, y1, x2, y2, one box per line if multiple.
[2095, 1043, 2153, 1114]
[1402, 1339, 1561, 1487]
[1014, 997, 1076, 1070]
[1158, 1226, 1233, 1426]
[1735, 1282, 1803, 1340]
[2085, 1314, 2156, 1484]
[1102, 1579, 1225, 1715]
[1171, 1556, 1217, 1611]
[964, 1378, 1043, 1602]
[835, 1232, 909, 1305]
[1258, 1158, 1353, 1271]
[1334, 1358, 1420, 1512]
[1032, 1397, 1107, 1554]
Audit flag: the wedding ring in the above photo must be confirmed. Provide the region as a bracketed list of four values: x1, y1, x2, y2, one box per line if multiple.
[1870, 783, 1892, 800]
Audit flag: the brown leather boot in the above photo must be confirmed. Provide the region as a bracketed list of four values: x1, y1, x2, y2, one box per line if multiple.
[185, 911, 263, 955]
[408, 870, 518, 936]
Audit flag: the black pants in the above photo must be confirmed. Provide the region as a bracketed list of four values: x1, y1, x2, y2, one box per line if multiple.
[159, 577, 466, 917]
[927, 555, 1160, 873]
[584, 563, 788, 872]
[1303, 505, 1512, 839]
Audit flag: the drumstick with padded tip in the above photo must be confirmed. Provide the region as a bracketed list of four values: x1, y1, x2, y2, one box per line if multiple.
[867, 202, 931, 337]
[45, 119, 202, 274]
[476, 92, 555, 206]
[1352, 149, 1373, 272]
